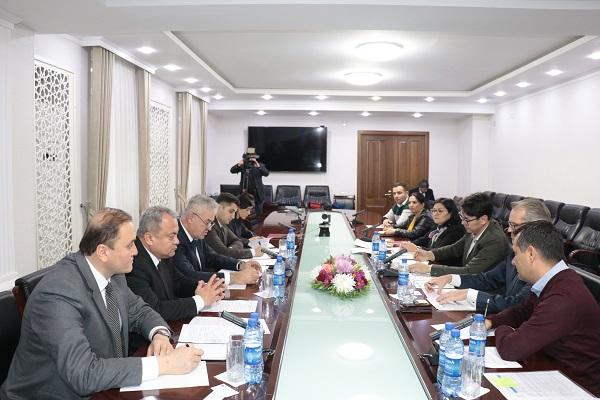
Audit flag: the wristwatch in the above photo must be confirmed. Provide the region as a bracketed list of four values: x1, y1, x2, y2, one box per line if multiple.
[152, 328, 171, 341]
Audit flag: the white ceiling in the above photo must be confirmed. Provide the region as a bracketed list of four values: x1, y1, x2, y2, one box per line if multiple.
[3, 0, 600, 115]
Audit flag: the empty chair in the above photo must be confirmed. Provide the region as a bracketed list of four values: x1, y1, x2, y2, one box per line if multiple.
[544, 200, 565, 224]
[491, 192, 508, 222]
[303, 185, 331, 208]
[13, 266, 56, 317]
[554, 204, 590, 242]
[0, 290, 21, 384]
[263, 185, 273, 203]
[567, 208, 600, 271]
[274, 185, 302, 207]
[220, 184, 241, 196]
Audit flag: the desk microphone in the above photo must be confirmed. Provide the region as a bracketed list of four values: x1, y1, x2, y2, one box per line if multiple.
[351, 209, 366, 226]
[358, 225, 377, 242]
[278, 222, 295, 230]
[260, 246, 287, 260]
[352, 209, 367, 217]
[382, 248, 408, 265]
[286, 208, 304, 217]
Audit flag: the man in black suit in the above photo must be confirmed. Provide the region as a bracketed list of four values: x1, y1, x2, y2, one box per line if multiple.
[174, 195, 261, 285]
[127, 206, 225, 322]
[230, 147, 270, 216]
[425, 198, 551, 314]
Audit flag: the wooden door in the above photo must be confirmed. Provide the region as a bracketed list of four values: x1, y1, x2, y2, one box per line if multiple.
[357, 131, 429, 216]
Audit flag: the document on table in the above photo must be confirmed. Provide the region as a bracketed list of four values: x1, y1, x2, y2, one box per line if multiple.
[484, 370, 594, 399]
[203, 300, 258, 313]
[483, 347, 522, 369]
[176, 342, 227, 360]
[120, 361, 208, 391]
[430, 324, 495, 341]
[351, 247, 372, 254]
[188, 316, 270, 334]
[255, 258, 277, 266]
[353, 238, 372, 249]
[227, 283, 246, 290]
[425, 289, 476, 311]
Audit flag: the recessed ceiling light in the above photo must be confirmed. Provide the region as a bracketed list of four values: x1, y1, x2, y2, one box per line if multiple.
[344, 72, 383, 86]
[137, 46, 156, 54]
[412, 112, 423, 118]
[370, 96, 382, 102]
[424, 97, 435, 102]
[361, 111, 370, 117]
[261, 94, 273, 100]
[315, 95, 328, 100]
[354, 42, 404, 62]
[163, 64, 181, 71]
[494, 91, 507, 97]
[183, 77, 198, 84]
[516, 81, 531, 88]
[587, 51, 600, 60]
[213, 94, 224, 100]
[308, 111, 319, 116]
[199, 87, 212, 93]
[546, 69, 563, 77]
[477, 98, 488, 104]
[256, 110, 266, 116]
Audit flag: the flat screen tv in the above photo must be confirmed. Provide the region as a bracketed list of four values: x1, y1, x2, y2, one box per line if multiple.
[248, 126, 327, 172]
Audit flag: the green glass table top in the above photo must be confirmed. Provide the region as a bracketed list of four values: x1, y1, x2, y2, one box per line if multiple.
[274, 212, 430, 400]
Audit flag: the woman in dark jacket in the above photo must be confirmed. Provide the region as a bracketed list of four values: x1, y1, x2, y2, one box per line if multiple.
[383, 192, 435, 242]
[403, 197, 465, 267]
[229, 193, 257, 246]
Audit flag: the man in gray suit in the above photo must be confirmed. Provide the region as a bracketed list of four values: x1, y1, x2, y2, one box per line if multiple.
[1, 208, 203, 400]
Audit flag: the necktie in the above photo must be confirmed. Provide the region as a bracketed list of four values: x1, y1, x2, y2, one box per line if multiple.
[157, 261, 175, 299]
[104, 281, 123, 358]
[467, 237, 477, 257]
[193, 240, 203, 270]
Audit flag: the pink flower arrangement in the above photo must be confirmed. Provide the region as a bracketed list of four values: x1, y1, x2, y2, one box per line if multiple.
[311, 255, 371, 299]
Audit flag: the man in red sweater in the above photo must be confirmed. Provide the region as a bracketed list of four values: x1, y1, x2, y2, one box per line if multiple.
[485, 220, 600, 396]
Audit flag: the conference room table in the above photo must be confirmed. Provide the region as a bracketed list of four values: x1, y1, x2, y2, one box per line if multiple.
[94, 209, 579, 400]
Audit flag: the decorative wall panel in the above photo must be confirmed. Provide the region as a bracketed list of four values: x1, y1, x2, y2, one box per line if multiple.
[149, 101, 170, 207]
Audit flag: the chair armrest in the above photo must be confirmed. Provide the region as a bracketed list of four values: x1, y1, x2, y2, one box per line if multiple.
[568, 248, 600, 264]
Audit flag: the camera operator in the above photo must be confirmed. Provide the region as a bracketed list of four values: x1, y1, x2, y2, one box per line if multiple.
[230, 147, 270, 217]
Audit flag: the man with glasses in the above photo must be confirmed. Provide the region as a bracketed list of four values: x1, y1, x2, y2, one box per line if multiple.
[174, 195, 261, 285]
[412, 192, 510, 276]
[424, 199, 550, 313]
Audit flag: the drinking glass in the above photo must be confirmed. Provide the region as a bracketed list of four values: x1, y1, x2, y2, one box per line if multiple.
[261, 270, 274, 298]
[278, 238, 287, 257]
[226, 335, 244, 382]
[461, 352, 484, 397]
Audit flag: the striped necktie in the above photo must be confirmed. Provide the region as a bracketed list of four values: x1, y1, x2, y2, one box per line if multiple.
[105, 281, 123, 358]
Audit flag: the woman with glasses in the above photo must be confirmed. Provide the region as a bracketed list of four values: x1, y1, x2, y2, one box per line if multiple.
[401, 198, 465, 266]
[382, 192, 435, 242]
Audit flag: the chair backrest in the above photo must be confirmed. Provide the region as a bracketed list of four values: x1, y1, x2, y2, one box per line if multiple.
[483, 191, 495, 202]
[555, 204, 590, 242]
[303, 185, 331, 207]
[219, 184, 241, 196]
[274, 185, 302, 207]
[13, 266, 55, 317]
[571, 208, 600, 251]
[0, 290, 21, 384]
[452, 196, 463, 207]
[263, 185, 273, 203]
[500, 194, 525, 226]
[544, 199, 565, 225]
[491, 192, 508, 221]
[570, 265, 600, 304]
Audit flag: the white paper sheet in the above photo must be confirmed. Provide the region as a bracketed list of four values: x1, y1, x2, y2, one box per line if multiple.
[227, 284, 246, 290]
[484, 371, 594, 399]
[176, 342, 227, 360]
[483, 347, 522, 369]
[214, 371, 247, 388]
[120, 361, 209, 392]
[425, 289, 476, 311]
[353, 238, 372, 249]
[431, 323, 495, 341]
[351, 247, 372, 254]
[203, 300, 258, 313]
[188, 316, 270, 334]
[256, 258, 277, 266]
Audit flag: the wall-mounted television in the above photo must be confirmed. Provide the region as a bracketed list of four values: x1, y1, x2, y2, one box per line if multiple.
[248, 126, 327, 172]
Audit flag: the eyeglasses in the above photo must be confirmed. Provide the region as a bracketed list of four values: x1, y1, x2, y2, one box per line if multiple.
[508, 221, 525, 231]
[459, 213, 479, 224]
[192, 212, 215, 229]
[431, 208, 447, 214]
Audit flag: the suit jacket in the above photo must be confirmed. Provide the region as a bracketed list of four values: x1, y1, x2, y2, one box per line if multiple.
[459, 253, 532, 313]
[174, 220, 239, 282]
[205, 221, 253, 259]
[0, 252, 166, 399]
[393, 211, 436, 241]
[229, 218, 255, 246]
[409, 188, 435, 202]
[430, 221, 510, 276]
[413, 223, 466, 267]
[127, 239, 198, 322]
[230, 162, 269, 202]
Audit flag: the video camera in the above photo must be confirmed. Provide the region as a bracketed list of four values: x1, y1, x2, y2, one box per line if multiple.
[242, 147, 260, 169]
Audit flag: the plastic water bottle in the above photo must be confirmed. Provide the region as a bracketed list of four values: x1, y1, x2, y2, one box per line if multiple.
[396, 256, 411, 304]
[371, 232, 380, 264]
[468, 314, 486, 359]
[243, 317, 263, 384]
[377, 239, 387, 268]
[437, 322, 455, 384]
[442, 329, 464, 397]
[273, 255, 286, 300]
[286, 228, 295, 258]
[463, 314, 486, 396]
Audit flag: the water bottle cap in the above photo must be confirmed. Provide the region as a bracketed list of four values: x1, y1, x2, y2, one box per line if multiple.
[445, 322, 455, 331]
[380, 239, 386, 244]
[474, 314, 484, 322]
[288, 228, 294, 233]
[451, 329, 460, 338]
[276, 255, 283, 261]
[248, 318, 258, 327]
[250, 312, 259, 320]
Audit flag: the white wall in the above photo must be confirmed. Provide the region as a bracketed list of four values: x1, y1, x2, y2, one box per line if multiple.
[456, 115, 493, 196]
[490, 71, 600, 207]
[205, 112, 462, 201]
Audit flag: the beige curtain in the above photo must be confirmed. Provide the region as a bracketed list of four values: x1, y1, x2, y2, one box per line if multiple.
[136, 68, 151, 213]
[199, 99, 207, 194]
[176, 92, 192, 213]
[86, 47, 114, 219]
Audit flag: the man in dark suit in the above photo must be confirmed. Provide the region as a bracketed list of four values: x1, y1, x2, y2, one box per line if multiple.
[127, 206, 225, 322]
[425, 198, 551, 313]
[230, 147, 270, 216]
[410, 179, 435, 202]
[205, 193, 262, 259]
[174, 195, 261, 285]
[1, 208, 202, 400]
[412, 192, 510, 275]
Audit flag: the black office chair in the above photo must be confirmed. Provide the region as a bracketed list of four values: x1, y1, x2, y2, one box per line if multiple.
[452, 196, 463, 207]
[567, 208, 600, 269]
[274, 185, 302, 208]
[569, 265, 600, 304]
[263, 185, 273, 203]
[499, 194, 525, 227]
[491, 192, 507, 222]
[544, 200, 565, 225]
[0, 290, 21, 384]
[220, 184, 241, 196]
[13, 266, 56, 317]
[303, 185, 331, 208]
[483, 191, 496, 202]
[555, 203, 589, 243]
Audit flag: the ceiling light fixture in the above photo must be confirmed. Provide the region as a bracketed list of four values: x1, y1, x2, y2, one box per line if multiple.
[354, 41, 404, 62]
[477, 98, 488, 104]
[370, 96, 382, 101]
[163, 64, 181, 71]
[494, 91, 507, 97]
[361, 111, 371, 117]
[424, 97, 435, 102]
[343, 72, 383, 86]
[308, 111, 319, 116]
[587, 51, 600, 60]
[137, 46, 156, 54]
[256, 110, 266, 116]
[261, 94, 273, 100]
[412, 112, 423, 118]
[516, 81, 531, 88]
[213, 94, 224, 100]
[199, 87, 212, 93]
[183, 77, 198, 84]
[315, 95, 328, 100]
[546, 69, 563, 76]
